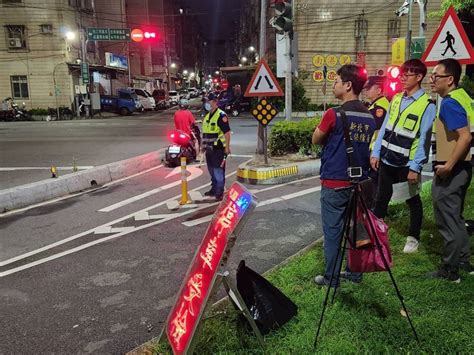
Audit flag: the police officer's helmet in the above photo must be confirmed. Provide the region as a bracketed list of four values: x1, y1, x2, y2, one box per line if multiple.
[178, 99, 189, 109]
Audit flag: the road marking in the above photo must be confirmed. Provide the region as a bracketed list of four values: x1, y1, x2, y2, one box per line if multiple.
[98, 166, 203, 212]
[0, 166, 94, 171]
[182, 185, 322, 227]
[94, 226, 135, 234]
[0, 164, 164, 218]
[0, 170, 240, 270]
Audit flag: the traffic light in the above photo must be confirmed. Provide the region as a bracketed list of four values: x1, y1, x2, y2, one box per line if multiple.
[131, 28, 159, 43]
[271, 1, 293, 34]
[385, 65, 402, 98]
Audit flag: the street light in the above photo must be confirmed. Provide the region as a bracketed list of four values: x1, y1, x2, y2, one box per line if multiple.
[183, 70, 189, 75]
[241, 56, 248, 63]
[208, 74, 212, 78]
[215, 70, 220, 75]
[65, 31, 76, 41]
[248, 46, 256, 52]
[170, 62, 177, 69]
[238, 64, 243, 67]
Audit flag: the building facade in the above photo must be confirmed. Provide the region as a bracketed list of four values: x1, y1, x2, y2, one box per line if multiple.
[294, 0, 444, 104]
[0, 0, 203, 111]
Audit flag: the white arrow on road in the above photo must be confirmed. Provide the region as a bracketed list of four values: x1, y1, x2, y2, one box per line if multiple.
[98, 166, 203, 212]
[94, 226, 135, 234]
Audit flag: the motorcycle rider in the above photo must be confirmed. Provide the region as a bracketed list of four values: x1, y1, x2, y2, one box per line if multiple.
[173, 99, 200, 154]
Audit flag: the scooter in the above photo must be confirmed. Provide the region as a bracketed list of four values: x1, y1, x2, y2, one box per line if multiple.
[164, 125, 201, 167]
[1, 97, 31, 121]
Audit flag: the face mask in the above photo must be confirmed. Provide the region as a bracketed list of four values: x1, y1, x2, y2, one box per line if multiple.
[204, 102, 211, 111]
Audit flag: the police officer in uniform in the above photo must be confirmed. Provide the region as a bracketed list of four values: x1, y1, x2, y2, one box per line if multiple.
[429, 58, 473, 281]
[371, 59, 436, 254]
[364, 76, 390, 151]
[363, 76, 390, 207]
[201, 93, 231, 201]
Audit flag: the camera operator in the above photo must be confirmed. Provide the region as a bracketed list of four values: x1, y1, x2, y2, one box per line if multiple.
[312, 64, 375, 287]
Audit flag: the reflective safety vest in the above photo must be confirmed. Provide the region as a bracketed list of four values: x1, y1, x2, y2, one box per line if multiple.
[380, 92, 432, 166]
[369, 96, 390, 151]
[432, 88, 474, 164]
[202, 108, 226, 148]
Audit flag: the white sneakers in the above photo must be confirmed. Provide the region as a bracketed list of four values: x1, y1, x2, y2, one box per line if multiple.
[403, 236, 419, 253]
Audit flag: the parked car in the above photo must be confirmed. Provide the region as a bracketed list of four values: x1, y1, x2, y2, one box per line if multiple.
[168, 90, 180, 106]
[132, 88, 156, 110]
[152, 89, 168, 109]
[101, 88, 141, 115]
[179, 89, 190, 100]
[188, 87, 198, 98]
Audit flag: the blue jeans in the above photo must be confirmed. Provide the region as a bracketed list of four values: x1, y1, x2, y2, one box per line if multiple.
[320, 186, 362, 285]
[206, 149, 225, 196]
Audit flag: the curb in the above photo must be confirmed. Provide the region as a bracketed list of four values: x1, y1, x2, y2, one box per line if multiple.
[0, 149, 166, 213]
[237, 159, 320, 185]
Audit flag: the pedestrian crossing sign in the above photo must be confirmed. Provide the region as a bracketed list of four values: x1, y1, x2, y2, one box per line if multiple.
[421, 6, 474, 66]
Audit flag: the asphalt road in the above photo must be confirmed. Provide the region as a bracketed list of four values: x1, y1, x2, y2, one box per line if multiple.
[0, 155, 324, 354]
[0, 99, 266, 190]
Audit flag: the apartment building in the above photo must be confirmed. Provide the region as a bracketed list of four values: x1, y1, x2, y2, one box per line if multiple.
[294, 0, 444, 104]
[0, 0, 199, 111]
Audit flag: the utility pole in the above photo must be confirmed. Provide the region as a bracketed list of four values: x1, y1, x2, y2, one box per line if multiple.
[405, 0, 413, 60]
[257, 0, 266, 155]
[80, 28, 90, 117]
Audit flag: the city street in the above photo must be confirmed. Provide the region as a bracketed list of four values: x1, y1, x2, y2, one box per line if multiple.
[0, 151, 323, 353]
[0, 100, 261, 189]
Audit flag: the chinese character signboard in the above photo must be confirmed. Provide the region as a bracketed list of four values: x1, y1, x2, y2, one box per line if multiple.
[87, 28, 131, 41]
[80, 62, 89, 84]
[166, 183, 257, 355]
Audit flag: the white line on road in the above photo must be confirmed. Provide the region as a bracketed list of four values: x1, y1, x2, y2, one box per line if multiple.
[0, 166, 94, 171]
[98, 166, 203, 212]
[0, 170, 240, 270]
[0, 172, 319, 277]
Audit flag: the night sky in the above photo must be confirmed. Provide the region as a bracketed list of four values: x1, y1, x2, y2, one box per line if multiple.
[181, 0, 242, 70]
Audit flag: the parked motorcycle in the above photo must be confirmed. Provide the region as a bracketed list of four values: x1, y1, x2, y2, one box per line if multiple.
[164, 125, 201, 167]
[0, 97, 31, 121]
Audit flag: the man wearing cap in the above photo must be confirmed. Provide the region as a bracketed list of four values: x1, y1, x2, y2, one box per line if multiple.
[363, 76, 390, 206]
[201, 93, 231, 201]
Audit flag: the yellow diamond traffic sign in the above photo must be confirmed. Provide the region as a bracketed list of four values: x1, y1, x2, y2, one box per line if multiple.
[251, 98, 278, 127]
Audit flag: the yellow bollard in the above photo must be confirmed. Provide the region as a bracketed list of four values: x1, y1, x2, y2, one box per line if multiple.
[179, 157, 191, 205]
[72, 157, 78, 172]
[50, 166, 58, 178]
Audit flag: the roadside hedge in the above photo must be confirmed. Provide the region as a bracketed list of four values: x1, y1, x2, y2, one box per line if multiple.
[268, 117, 321, 157]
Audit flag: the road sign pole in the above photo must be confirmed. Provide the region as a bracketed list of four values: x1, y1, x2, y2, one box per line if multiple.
[257, 0, 267, 155]
[285, 35, 292, 121]
[80, 29, 90, 117]
[406, 0, 413, 60]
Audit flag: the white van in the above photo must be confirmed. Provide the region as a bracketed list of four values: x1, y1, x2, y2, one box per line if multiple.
[133, 88, 156, 110]
[168, 90, 179, 106]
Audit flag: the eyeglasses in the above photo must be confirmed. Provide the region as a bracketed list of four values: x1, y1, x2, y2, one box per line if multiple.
[400, 72, 418, 80]
[430, 74, 451, 83]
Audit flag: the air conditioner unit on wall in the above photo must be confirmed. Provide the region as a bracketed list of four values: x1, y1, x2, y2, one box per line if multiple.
[8, 38, 22, 48]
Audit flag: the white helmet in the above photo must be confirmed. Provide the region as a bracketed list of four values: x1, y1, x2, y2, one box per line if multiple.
[178, 99, 189, 109]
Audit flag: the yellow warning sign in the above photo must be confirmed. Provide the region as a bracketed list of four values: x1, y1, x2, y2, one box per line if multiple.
[251, 98, 278, 127]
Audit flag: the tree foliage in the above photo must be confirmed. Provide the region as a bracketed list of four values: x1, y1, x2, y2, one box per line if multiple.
[429, 0, 474, 18]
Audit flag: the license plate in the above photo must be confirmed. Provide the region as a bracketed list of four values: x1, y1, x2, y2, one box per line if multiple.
[169, 146, 181, 154]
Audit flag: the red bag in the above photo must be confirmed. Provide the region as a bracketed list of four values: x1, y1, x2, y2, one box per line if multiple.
[347, 204, 392, 273]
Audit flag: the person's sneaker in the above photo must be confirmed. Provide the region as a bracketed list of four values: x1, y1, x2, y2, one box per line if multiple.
[427, 266, 461, 283]
[459, 262, 474, 275]
[340, 271, 362, 284]
[403, 236, 419, 254]
[204, 190, 216, 196]
[314, 275, 339, 287]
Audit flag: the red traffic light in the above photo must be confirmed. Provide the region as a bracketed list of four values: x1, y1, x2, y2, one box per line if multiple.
[144, 31, 156, 39]
[385, 66, 402, 98]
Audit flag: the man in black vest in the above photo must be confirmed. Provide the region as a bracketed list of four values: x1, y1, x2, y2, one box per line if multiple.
[312, 64, 375, 287]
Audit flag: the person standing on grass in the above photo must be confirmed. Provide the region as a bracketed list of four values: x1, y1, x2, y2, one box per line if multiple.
[312, 64, 375, 287]
[429, 58, 473, 283]
[370, 59, 436, 254]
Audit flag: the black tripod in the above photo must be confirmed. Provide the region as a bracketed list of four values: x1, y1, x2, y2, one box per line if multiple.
[314, 181, 419, 348]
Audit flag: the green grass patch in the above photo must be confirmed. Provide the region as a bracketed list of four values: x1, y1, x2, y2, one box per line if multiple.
[153, 180, 474, 354]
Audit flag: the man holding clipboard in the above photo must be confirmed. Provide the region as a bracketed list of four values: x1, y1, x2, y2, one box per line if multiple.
[430, 58, 473, 282]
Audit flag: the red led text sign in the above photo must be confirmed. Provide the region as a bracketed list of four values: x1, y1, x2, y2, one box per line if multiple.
[166, 183, 256, 354]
